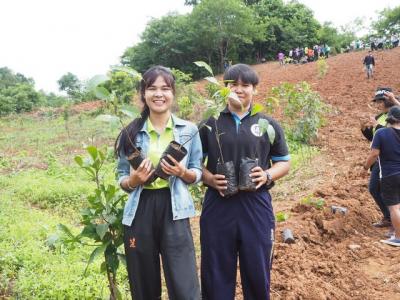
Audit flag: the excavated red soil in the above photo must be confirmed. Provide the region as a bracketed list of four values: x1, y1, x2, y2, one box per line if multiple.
[252, 48, 400, 299]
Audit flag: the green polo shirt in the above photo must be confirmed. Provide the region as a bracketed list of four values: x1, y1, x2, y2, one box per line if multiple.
[144, 117, 174, 190]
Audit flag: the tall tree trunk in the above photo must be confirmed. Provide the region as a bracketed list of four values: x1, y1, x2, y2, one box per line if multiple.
[219, 44, 225, 73]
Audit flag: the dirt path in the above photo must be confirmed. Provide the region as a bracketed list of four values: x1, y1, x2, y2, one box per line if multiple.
[250, 48, 400, 299]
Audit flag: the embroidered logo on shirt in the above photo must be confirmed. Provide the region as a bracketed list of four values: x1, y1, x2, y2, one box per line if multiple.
[250, 124, 262, 137]
[129, 237, 136, 249]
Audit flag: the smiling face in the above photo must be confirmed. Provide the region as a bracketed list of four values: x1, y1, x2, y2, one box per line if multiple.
[144, 75, 174, 115]
[227, 79, 255, 111]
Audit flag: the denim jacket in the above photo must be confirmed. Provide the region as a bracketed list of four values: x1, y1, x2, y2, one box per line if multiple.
[117, 114, 203, 226]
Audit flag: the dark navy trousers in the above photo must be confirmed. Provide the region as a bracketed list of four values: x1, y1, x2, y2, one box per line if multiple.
[200, 187, 275, 300]
[369, 162, 390, 220]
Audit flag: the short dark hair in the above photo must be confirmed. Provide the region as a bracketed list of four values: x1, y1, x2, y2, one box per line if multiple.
[386, 105, 400, 124]
[223, 64, 259, 86]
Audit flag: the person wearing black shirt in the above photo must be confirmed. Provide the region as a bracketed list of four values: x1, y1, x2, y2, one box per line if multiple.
[364, 105, 400, 247]
[363, 51, 375, 79]
[361, 88, 397, 228]
[199, 64, 290, 299]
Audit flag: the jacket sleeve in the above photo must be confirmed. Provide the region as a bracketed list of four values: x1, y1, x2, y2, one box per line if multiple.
[361, 126, 373, 141]
[187, 125, 203, 184]
[116, 147, 132, 192]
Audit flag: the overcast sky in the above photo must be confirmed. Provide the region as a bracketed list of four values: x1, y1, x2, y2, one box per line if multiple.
[0, 0, 398, 93]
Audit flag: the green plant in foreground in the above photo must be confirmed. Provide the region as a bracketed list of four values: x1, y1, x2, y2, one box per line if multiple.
[275, 211, 290, 222]
[317, 57, 329, 78]
[58, 146, 127, 300]
[300, 195, 325, 210]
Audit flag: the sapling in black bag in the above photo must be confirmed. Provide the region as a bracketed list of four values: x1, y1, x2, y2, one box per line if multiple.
[238, 158, 259, 191]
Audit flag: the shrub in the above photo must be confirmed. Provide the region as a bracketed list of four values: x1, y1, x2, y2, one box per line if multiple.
[269, 82, 329, 144]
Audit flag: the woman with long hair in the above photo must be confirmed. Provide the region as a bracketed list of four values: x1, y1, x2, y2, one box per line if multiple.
[115, 66, 201, 299]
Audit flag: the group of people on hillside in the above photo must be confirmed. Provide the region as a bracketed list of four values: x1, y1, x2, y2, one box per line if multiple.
[277, 44, 331, 65]
[344, 35, 399, 53]
[361, 87, 400, 247]
[116, 64, 290, 299]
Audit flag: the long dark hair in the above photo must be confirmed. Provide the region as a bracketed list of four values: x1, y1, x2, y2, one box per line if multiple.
[114, 66, 176, 157]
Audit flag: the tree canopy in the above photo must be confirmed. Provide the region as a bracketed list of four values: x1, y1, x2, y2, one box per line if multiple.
[0, 67, 43, 115]
[372, 6, 400, 35]
[122, 0, 352, 78]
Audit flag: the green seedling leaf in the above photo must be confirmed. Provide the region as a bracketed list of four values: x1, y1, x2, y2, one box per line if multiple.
[80, 224, 98, 240]
[86, 74, 109, 91]
[219, 87, 230, 99]
[205, 76, 220, 85]
[257, 119, 275, 144]
[96, 223, 109, 240]
[228, 91, 240, 103]
[258, 119, 269, 135]
[203, 107, 219, 119]
[276, 211, 289, 222]
[94, 86, 111, 101]
[194, 61, 214, 76]
[103, 213, 117, 225]
[251, 103, 264, 116]
[267, 124, 276, 145]
[314, 198, 325, 209]
[57, 224, 75, 239]
[74, 156, 83, 167]
[84, 241, 110, 275]
[86, 146, 98, 161]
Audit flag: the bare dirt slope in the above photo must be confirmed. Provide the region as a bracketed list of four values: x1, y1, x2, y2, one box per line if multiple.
[249, 48, 400, 299]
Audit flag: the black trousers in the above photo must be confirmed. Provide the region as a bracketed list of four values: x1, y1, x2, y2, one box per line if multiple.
[123, 188, 200, 300]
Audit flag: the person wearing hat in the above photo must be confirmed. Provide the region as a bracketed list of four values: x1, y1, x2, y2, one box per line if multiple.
[364, 105, 400, 246]
[361, 88, 399, 229]
[363, 51, 375, 79]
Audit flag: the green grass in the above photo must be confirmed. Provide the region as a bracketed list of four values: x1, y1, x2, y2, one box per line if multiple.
[0, 194, 130, 299]
[0, 112, 118, 173]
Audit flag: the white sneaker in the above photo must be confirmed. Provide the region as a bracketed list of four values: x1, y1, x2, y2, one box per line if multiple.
[380, 238, 400, 247]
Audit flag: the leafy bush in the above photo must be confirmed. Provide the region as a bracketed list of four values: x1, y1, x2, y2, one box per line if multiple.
[268, 82, 328, 144]
[0, 84, 43, 116]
